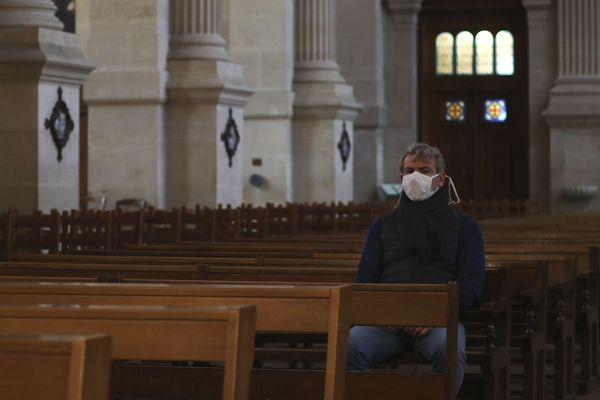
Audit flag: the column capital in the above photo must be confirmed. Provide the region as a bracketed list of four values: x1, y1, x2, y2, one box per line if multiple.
[385, 0, 422, 30]
[521, 0, 553, 10]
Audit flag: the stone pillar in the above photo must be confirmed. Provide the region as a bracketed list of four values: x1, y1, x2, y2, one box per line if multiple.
[166, 0, 253, 207]
[522, 0, 555, 212]
[82, 0, 169, 209]
[0, 0, 93, 212]
[226, 0, 295, 206]
[543, 0, 600, 212]
[292, 0, 361, 203]
[336, 0, 386, 201]
[384, 0, 421, 183]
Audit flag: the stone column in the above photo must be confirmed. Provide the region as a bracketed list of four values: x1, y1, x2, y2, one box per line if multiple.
[336, 0, 386, 201]
[166, 0, 253, 207]
[226, 0, 295, 206]
[384, 0, 421, 183]
[0, 0, 93, 212]
[522, 0, 555, 212]
[292, 0, 361, 203]
[543, 0, 600, 212]
[82, 0, 169, 209]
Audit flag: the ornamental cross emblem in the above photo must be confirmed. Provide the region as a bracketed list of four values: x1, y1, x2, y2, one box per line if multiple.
[44, 86, 74, 162]
[220, 108, 240, 168]
[337, 122, 351, 171]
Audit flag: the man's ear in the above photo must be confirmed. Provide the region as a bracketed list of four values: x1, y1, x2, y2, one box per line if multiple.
[437, 172, 447, 188]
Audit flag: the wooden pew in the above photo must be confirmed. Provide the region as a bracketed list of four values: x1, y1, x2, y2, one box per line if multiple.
[497, 261, 549, 400]
[461, 266, 512, 400]
[69, 248, 314, 259]
[125, 241, 363, 254]
[485, 244, 599, 395]
[486, 254, 577, 400]
[0, 263, 506, 400]
[0, 281, 350, 400]
[0, 261, 208, 281]
[0, 303, 256, 400]
[344, 283, 459, 400]
[0, 280, 459, 400]
[0, 333, 111, 400]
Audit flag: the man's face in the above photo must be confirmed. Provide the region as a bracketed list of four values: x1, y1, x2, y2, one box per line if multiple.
[401, 155, 445, 190]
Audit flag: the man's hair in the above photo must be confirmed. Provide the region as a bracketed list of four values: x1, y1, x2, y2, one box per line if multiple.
[399, 143, 446, 174]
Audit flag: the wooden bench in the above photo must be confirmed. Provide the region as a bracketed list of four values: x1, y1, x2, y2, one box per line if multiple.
[344, 283, 459, 400]
[0, 256, 510, 400]
[0, 281, 350, 400]
[0, 333, 111, 400]
[0, 303, 256, 400]
[486, 254, 577, 400]
[0, 280, 462, 400]
[485, 243, 600, 394]
[0, 261, 208, 281]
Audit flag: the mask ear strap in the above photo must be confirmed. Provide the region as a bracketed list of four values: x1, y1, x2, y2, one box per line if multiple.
[393, 184, 403, 209]
[447, 175, 461, 205]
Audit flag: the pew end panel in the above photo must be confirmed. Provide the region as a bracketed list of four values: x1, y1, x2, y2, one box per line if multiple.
[0, 333, 111, 400]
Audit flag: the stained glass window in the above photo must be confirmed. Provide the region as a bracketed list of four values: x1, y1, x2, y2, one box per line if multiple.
[435, 32, 454, 75]
[434, 29, 514, 77]
[446, 101, 465, 121]
[496, 30, 514, 75]
[456, 31, 474, 75]
[475, 31, 494, 75]
[484, 99, 507, 122]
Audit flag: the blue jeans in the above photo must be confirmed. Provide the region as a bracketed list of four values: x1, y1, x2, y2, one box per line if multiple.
[346, 324, 466, 392]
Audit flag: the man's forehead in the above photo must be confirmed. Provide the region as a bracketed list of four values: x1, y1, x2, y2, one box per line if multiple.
[403, 155, 435, 167]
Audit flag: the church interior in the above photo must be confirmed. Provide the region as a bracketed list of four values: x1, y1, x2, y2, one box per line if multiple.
[1, 0, 600, 399]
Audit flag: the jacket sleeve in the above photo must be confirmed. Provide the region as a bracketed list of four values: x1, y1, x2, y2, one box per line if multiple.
[356, 218, 384, 283]
[455, 216, 486, 314]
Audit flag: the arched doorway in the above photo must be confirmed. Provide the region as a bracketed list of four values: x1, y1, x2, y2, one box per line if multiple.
[419, 0, 528, 201]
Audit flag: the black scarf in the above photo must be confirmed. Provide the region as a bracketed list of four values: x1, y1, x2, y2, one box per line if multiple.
[394, 185, 455, 268]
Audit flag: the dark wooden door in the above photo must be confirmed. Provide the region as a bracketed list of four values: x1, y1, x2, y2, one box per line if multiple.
[419, 0, 528, 201]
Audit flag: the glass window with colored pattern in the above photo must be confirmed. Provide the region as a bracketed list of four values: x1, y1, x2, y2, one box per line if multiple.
[484, 99, 507, 122]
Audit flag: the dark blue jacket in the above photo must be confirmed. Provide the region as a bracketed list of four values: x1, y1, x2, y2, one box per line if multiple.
[357, 201, 485, 314]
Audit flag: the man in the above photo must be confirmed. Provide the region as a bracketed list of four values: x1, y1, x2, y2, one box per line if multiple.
[346, 143, 485, 392]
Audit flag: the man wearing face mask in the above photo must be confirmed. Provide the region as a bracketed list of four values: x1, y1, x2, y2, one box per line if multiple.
[346, 142, 485, 393]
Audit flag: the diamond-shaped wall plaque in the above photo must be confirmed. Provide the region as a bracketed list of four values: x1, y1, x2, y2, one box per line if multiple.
[44, 86, 74, 162]
[220, 108, 240, 168]
[337, 122, 351, 171]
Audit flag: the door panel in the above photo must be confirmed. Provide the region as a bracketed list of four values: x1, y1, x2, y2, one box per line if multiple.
[419, 1, 528, 201]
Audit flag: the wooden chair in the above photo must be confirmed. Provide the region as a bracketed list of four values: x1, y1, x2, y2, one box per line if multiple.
[141, 207, 181, 244]
[8, 209, 61, 254]
[61, 209, 112, 252]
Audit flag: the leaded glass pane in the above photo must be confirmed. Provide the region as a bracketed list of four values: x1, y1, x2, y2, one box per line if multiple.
[456, 31, 474, 75]
[496, 30, 514, 75]
[484, 99, 507, 122]
[436, 32, 454, 75]
[475, 30, 494, 75]
[446, 101, 466, 121]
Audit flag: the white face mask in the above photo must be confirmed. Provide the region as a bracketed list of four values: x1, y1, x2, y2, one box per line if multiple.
[401, 171, 440, 202]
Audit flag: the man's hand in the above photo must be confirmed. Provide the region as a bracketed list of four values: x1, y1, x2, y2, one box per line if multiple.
[402, 327, 432, 337]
